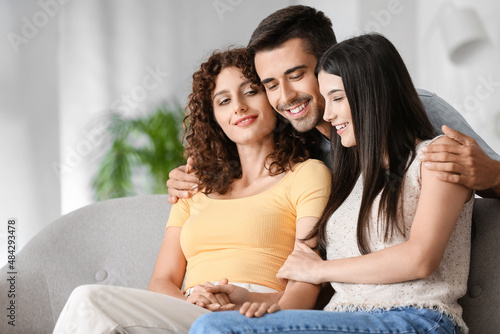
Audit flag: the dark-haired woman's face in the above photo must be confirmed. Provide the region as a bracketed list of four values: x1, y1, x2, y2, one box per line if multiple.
[212, 66, 277, 146]
[318, 71, 355, 147]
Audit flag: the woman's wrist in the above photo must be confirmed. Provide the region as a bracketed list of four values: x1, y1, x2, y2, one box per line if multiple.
[247, 291, 283, 305]
[316, 259, 333, 284]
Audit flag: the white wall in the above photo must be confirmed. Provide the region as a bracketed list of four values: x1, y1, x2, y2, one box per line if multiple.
[328, 0, 500, 156]
[416, 0, 500, 154]
[0, 0, 61, 265]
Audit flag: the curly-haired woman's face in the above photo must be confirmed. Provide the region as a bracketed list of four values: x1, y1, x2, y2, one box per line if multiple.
[212, 66, 277, 146]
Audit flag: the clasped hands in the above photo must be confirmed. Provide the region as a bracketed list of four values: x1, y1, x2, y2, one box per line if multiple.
[186, 278, 235, 311]
[186, 278, 280, 318]
[187, 242, 323, 317]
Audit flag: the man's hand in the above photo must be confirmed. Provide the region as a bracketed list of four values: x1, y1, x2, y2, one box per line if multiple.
[186, 280, 235, 311]
[420, 125, 500, 198]
[239, 302, 280, 318]
[166, 157, 201, 204]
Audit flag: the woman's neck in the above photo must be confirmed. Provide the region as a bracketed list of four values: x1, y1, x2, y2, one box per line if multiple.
[207, 135, 290, 200]
[236, 135, 275, 184]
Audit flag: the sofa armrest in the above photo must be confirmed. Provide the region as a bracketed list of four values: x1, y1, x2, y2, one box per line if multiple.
[459, 198, 500, 333]
[0, 194, 170, 334]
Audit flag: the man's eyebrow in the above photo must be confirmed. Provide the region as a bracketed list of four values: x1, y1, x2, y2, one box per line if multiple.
[284, 65, 307, 75]
[261, 77, 274, 85]
[212, 80, 252, 101]
[260, 65, 308, 85]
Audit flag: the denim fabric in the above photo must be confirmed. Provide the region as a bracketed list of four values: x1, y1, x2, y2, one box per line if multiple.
[189, 307, 460, 334]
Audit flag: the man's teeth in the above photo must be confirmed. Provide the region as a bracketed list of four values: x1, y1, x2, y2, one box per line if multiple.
[336, 123, 348, 130]
[289, 102, 307, 114]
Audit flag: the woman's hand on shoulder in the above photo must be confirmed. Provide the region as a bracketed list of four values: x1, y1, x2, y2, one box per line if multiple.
[239, 301, 280, 318]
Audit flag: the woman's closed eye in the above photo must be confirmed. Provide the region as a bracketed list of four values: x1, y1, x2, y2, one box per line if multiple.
[244, 89, 257, 96]
[219, 97, 230, 106]
[264, 83, 278, 91]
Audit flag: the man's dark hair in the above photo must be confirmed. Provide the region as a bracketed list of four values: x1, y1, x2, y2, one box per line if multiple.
[248, 5, 337, 60]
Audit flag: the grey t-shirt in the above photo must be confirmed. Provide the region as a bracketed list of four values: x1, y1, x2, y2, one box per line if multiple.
[319, 89, 500, 168]
[417, 88, 499, 161]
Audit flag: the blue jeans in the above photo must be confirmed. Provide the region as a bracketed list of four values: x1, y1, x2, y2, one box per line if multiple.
[189, 307, 460, 334]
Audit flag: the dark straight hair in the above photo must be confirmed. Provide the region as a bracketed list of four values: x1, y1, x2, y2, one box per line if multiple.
[247, 5, 337, 61]
[311, 34, 435, 257]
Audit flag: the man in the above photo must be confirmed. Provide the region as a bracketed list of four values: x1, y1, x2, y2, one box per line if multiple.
[168, 5, 500, 201]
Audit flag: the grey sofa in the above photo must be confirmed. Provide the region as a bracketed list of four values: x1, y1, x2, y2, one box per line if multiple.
[0, 195, 498, 333]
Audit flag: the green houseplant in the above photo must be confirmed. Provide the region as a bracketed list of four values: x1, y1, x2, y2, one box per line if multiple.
[92, 105, 186, 201]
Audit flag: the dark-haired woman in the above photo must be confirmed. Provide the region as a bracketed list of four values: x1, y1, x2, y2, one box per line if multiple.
[190, 34, 473, 334]
[53, 48, 330, 334]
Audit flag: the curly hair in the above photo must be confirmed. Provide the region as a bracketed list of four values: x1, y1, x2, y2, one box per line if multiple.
[184, 47, 316, 195]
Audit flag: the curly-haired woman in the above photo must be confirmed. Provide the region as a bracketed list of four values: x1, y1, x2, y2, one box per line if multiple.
[53, 48, 330, 334]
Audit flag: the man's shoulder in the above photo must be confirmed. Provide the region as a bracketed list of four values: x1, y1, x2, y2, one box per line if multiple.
[416, 88, 436, 101]
[416, 88, 453, 113]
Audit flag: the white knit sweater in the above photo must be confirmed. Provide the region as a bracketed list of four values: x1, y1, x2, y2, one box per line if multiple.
[324, 138, 474, 333]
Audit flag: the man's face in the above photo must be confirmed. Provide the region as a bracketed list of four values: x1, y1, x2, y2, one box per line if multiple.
[254, 38, 330, 136]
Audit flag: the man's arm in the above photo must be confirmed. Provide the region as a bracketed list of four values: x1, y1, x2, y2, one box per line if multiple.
[418, 89, 500, 160]
[420, 125, 500, 198]
[418, 89, 500, 198]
